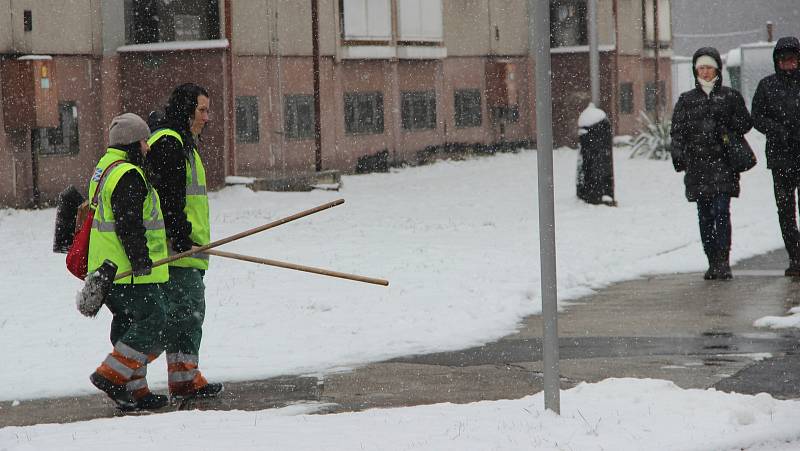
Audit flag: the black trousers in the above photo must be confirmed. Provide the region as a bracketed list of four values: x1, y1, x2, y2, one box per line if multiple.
[772, 168, 800, 263]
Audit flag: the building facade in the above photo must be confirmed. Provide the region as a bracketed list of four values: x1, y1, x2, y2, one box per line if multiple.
[0, 0, 671, 208]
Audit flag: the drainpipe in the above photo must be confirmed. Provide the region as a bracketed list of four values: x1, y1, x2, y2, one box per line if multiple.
[224, 0, 236, 177]
[312, 0, 322, 172]
[653, 0, 660, 123]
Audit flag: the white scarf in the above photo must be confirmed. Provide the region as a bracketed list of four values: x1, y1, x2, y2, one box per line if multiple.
[699, 76, 718, 96]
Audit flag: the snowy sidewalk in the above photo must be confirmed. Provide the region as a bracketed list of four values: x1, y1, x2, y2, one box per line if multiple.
[4, 248, 799, 428]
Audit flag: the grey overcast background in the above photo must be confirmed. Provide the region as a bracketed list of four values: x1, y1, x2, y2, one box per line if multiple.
[671, 0, 800, 56]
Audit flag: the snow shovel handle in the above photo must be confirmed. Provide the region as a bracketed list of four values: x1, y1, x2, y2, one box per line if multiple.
[114, 199, 345, 280]
[204, 249, 389, 286]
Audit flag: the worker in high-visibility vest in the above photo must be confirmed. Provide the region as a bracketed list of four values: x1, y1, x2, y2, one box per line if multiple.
[146, 83, 221, 400]
[87, 113, 170, 411]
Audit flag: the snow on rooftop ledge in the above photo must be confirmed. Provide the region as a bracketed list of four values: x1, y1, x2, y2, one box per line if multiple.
[17, 55, 53, 60]
[225, 176, 256, 185]
[578, 103, 607, 128]
[117, 39, 229, 53]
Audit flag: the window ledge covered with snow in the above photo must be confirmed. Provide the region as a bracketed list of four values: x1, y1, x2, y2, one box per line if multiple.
[117, 39, 230, 53]
[551, 44, 615, 54]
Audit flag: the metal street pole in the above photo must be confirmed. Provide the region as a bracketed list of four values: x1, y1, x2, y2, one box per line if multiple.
[311, 0, 323, 172]
[529, 0, 560, 414]
[589, 0, 600, 105]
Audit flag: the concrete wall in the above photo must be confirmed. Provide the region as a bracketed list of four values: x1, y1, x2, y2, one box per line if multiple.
[551, 52, 615, 145]
[233, 0, 337, 57]
[35, 56, 107, 201]
[615, 54, 672, 136]
[0, 0, 12, 53]
[443, 0, 491, 56]
[6, 0, 98, 55]
[488, 0, 529, 55]
[118, 50, 228, 189]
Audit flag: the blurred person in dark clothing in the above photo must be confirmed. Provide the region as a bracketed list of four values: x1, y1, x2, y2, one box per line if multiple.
[671, 47, 753, 280]
[752, 36, 800, 276]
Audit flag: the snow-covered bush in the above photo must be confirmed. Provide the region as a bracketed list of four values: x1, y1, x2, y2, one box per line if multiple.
[629, 112, 671, 160]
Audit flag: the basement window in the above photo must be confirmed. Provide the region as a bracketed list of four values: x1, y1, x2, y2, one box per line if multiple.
[32, 101, 80, 155]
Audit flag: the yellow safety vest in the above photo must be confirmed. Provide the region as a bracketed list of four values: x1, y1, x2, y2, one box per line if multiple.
[147, 128, 210, 270]
[87, 148, 168, 284]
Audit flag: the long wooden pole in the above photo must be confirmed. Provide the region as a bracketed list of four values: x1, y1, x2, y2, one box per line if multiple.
[204, 249, 389, 286]
[114, 199, 345, 280]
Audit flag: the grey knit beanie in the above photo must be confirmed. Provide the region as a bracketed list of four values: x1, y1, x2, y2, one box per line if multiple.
[108, 113, 150, 147]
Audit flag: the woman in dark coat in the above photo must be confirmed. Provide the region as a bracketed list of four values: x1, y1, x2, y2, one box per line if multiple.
[670, 47, 753, 280]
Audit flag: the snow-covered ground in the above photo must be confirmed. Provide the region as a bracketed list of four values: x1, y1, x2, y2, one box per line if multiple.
[2, 378, 800, 451]
[2, 131, 800, 450]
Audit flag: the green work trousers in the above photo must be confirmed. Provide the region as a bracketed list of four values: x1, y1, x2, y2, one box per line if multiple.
[162, 267, 206, 355]
[105, 283, 167, 355]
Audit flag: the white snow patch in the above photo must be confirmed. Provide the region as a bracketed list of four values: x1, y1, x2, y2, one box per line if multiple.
[117, 39, 229, 53]
[578, 103, 608, 128]
[1, 379, 799, 451]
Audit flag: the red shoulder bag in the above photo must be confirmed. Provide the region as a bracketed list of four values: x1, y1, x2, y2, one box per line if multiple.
[66, 161, 124, 280]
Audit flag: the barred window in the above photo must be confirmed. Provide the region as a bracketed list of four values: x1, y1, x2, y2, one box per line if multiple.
[619, 82, 634, 114]
[284, 95, 315, 140]
[124, 0, 220, 44]
[401, 90, 436, 131]
[32, 101, 79, 155]
[235, 96, 260, 144]
[454, 89, 482, 128]
[344, 92, 384, 135]
[550, 0, 587, 47]
[644, 81, 665, 112]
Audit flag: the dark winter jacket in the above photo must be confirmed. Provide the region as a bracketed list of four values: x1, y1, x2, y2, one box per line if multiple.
[751, 36, 800, 170]
[145, 116, 196, 253]
[110, 143, 152, 273]
[670, 47, 753, 202]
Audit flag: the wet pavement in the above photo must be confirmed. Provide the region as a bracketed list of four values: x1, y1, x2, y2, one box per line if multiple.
[2, 248, 800, 427]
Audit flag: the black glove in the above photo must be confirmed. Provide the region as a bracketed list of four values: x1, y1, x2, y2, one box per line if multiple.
[131, 257, 153, 276]
[172, 235, 194, 253]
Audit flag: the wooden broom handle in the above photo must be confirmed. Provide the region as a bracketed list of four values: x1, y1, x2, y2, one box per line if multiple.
[204, 248, 389, 286]
[114, 199, 344, 280]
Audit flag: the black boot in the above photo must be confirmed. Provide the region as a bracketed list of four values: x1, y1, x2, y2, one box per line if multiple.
[786, 260, 800, 277]
[90, 372, 137, 411]
[716, 249, 732, 280]
[704, 250, 718, 280]
[136, 393, 169, 410]
[171, 382, 224, 402]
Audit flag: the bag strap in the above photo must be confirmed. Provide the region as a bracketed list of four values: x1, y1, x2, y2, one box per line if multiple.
[91, 160, 126, 207]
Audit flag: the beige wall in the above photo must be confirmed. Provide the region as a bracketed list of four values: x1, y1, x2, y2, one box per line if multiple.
[444, 0, 491, 56]
[598, 0, 616, 46]
[0, 0, 11, 53]
[232, 0, 273, 55]
[617, 0, 644, 55]
[8, 0, 98, 55]
[489, 0, 529, 55]
[234, 0, 337, 57]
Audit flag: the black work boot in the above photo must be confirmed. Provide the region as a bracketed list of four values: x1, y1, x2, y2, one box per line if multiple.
[786, 260, 800, 277]
[703, 250, 718, 280]
[172, 382, 224, 402]
[90, 372, 137, 411]
[135, 393, 169, 410]
[716, 249, 733, 280]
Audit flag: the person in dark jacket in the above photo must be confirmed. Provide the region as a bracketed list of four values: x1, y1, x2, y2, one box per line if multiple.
[146, 83, 221, 400]
[87, 113, 170, 411]
[752, 36, 800, 276]
[670, 47, 753, 280]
